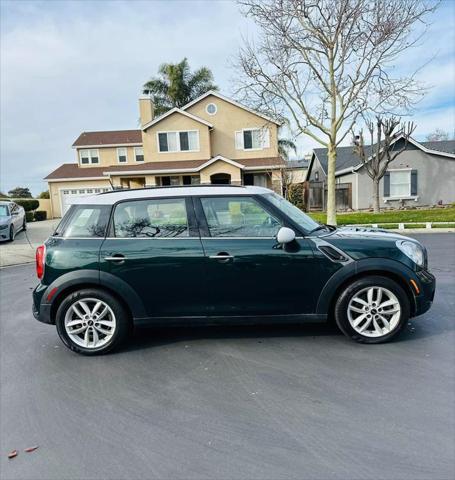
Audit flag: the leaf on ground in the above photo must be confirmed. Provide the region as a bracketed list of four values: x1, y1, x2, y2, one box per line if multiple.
[8, 450, 18, 459]
[24, 446, 39, 453]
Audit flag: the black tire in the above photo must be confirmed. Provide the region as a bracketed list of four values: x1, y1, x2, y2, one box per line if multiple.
[8, 225, 14, 242]
[334, 275, 410, 344]
[23, 218, 27, 231]
[56, 288, 132, 355]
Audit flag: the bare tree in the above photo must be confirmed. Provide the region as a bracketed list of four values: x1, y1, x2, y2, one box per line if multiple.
[352, 116, 416, 213]
[235, 0, 436, 225]
[425, 128, 450, 142]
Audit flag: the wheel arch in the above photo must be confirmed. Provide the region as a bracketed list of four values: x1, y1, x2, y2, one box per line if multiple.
[45, 270, 147, 324]
[317, 259, 417, 319]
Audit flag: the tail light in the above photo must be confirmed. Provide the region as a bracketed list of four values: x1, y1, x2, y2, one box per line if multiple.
[36, 244, 46, 279]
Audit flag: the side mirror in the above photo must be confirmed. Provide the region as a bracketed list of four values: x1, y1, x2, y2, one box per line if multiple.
[276, 226, 296, 244]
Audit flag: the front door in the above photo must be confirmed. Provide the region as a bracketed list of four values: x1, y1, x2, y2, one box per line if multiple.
[194, 195, 320, 316]
[100, 196, 207, 317]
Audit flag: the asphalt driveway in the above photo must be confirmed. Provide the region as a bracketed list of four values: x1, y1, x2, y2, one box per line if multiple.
[0, 234, 454, 480]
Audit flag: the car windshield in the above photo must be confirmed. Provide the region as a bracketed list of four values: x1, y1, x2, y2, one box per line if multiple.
[264, 192, 320, 233]
[0, 205, 9, 216]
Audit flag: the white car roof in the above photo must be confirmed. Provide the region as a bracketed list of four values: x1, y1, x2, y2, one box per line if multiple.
[71, 185, 273, 205]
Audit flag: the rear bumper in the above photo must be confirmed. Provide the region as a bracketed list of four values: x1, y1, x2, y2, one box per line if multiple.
[32, 284, 54, 324]
[414, 269, 436, 317]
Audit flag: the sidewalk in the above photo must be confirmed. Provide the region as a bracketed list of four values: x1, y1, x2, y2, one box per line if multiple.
[0, 220, 58, 267]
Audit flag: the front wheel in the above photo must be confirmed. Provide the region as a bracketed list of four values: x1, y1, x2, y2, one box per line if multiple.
[334, 276, 410, 344]
[56, 289, 131, 355]
[8, 225, 14, 242]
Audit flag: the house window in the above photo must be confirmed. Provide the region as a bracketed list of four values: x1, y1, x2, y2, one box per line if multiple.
[157, 131, 199, 152]
[206, 103, 217, 115]
[117, 147, 127, 163]
[315, 171, 319, 181]
[79, 149, 99, 165]
[134, 147, 144, 162]
[390, 170, 411, 197]
[235, 128, 270, 150]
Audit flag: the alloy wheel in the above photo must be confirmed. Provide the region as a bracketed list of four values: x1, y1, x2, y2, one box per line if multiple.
[64, 298, 116, 349]
[347, 286, 401, 338]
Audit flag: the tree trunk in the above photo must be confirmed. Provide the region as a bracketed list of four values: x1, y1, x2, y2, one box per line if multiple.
[326, 142, 337, 225]
[373, 178, 380, 213]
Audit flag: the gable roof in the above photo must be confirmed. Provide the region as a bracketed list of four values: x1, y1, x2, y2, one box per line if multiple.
[182, 90, 282, 125]
[419, 140, 455, 154]
[141, 108, 213, 131]
[311, 138, 455, 176]
[72, 130, 142, 148]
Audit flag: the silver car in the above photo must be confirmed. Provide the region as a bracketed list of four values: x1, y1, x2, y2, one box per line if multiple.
[0, 201, 26, 242]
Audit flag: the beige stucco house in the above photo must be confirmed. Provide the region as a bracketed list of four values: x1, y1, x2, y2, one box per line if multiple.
[45, 91, 284, 218]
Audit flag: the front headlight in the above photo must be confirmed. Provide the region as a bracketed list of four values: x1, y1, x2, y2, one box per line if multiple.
[0, 224, 8, 231]
[396, 240, 425, 267]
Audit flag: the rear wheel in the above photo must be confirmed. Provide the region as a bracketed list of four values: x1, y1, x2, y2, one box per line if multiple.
[334, 276, 410, 344]
[56, 289, 131, 355]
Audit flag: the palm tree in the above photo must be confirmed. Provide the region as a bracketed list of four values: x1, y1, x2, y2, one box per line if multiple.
[278, 138, 297, 161]
[143, 58, 218, 117]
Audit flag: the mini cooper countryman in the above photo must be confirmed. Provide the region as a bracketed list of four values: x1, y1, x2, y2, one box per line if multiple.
[33, 186, 435, 355]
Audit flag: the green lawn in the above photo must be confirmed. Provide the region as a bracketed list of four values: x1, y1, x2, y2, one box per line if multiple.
[308, 207, 455, 225]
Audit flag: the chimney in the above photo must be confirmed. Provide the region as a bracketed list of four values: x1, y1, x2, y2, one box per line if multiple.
[139, 95, 155, 126]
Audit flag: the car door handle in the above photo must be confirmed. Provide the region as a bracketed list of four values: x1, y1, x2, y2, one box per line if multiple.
[209, 252, 234, 262]
[104, 254, 127, 262]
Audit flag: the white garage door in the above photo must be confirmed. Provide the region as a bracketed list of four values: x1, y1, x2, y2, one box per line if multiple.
[60, 187, 111, 215]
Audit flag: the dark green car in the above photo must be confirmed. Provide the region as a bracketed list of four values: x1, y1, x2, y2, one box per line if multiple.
[33, 186, 435, 355]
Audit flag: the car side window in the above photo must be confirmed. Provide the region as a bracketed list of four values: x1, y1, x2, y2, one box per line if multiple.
[200, 196, 281, 237]
[113, 198, 189, 238]
[64, 205, 110, 238]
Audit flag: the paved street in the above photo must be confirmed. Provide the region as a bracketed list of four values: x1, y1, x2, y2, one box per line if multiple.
[1, 233, 454, 480]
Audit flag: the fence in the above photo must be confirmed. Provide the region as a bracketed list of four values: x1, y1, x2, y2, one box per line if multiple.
[306, 182, 352, 211]
[347, 222, 454, 230]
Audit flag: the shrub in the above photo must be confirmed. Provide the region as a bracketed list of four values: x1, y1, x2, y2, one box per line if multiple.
[25, 212, 34, 222]
[38, 190, 50, 199]
[34, 210, 47, 221]
[287, 183, 305, 211]
[15, 199, 39, 212]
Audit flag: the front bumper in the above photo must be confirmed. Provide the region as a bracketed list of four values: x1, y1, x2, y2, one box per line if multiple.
[413, 269, 436, 317]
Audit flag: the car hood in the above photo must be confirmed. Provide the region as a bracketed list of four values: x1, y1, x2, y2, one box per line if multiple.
[325, 226, 415, 242]
[321, 226, 419, 266]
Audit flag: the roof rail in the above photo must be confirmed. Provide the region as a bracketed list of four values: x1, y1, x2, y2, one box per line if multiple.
[97, 184, 247, 195]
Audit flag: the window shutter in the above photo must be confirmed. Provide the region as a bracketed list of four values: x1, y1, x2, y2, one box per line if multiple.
[235, 131, 243, 150]
[410, 170, 418, 195]
[383, 172, 390, 197]
[262, 128, 270, 148]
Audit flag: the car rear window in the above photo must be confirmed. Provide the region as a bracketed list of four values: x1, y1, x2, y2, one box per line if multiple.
[63, 205, 110, 238]
[113, 198, 189, 238]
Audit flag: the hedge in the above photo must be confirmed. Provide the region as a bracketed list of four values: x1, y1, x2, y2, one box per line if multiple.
[25, 212, 34, 222]
[14, 199, 39, 212]
[34, 211, 47, 221]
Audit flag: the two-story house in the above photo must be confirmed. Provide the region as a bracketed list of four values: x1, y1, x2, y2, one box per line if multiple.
[45, 91, 284, 218]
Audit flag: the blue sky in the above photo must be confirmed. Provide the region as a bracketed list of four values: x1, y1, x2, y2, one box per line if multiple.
[1, 0, 454, 195]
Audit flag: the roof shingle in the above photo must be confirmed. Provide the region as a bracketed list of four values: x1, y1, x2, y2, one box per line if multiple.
[45, 157, 285, 180]
[72, 130, 142, 147]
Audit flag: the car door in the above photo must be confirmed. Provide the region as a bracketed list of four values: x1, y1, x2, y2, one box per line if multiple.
[99, 196, 208, 318]
[10, 203, 22, 230]
[194, 195, 321, 316]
